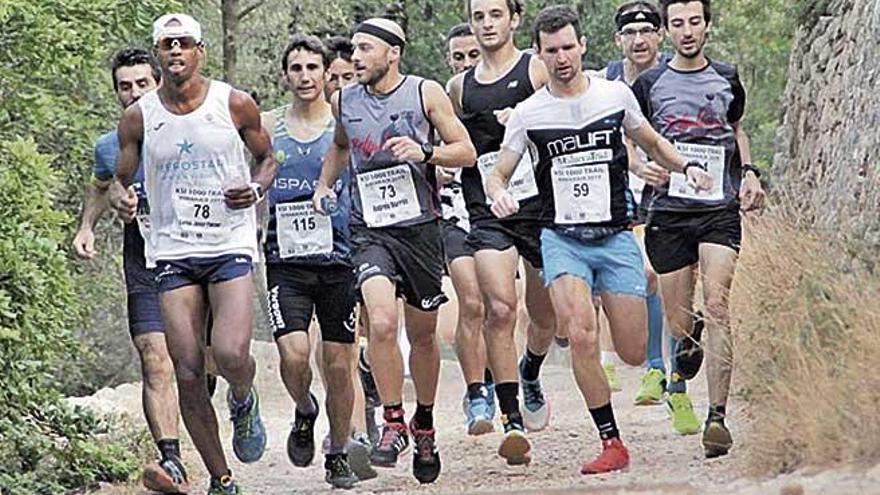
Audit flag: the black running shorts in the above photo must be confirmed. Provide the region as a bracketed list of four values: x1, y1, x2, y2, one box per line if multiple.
[645, 203, 742, 275]
[351, 220, 448, 311]
[442, 219, 473, 264]
[466, 218, 544, 269]
[265, 264, 357, 343]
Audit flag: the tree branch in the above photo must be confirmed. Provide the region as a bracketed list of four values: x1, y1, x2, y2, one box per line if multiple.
[237, 0, 266, 21]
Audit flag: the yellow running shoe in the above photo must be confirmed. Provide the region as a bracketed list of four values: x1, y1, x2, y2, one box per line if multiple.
[667, 392, 701, 435]
[603, 363, 622, 392]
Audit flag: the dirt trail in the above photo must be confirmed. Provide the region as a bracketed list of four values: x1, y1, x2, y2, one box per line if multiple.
[80, 342, 880, 494]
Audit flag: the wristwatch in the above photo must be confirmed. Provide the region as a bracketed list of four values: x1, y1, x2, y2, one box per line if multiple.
[683, 160, 705, 174]
[248, 182, 265, 202]
[421, 142, 434, 163]
[742, 163, 762, 178]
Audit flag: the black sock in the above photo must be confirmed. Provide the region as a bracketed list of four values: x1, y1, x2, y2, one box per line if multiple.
[495, 382, 520, 417]
[467, 382, 486, 400]
[413, 403, 434, 430]
[520, 348, 546, 381]
[708, 404, 726, 424]
[383, 403, 405, 424]
[157, 438, 180, 460]
[484, 368, 494, 384]
[588, 403, 620, 441]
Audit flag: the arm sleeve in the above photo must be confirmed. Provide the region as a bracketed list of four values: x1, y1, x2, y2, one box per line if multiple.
[727, 67, 747, 123]
[92, 135, 118, 181]
[620, 84, 647, 132]
[500, 106, 528, 156]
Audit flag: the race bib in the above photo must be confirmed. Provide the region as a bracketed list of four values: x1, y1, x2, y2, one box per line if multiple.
[171, 184, 245, 244]
[669, 142, 725, 201]
[551, 151, 612, 225]
[276, 201, 333, 257]
[478, 151, 538, 204]
[357, 164, 421, 227]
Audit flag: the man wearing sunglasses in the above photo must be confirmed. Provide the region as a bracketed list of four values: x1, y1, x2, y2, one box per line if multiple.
[111, 13, 277, 495]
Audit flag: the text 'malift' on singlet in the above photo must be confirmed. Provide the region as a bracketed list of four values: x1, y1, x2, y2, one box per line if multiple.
[140, 80, 258, 267]
[339, 76, 439, 229]
[502, 76, 646, 242]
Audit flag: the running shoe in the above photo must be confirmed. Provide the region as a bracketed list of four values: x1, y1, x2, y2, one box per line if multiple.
[369, 422, 409, 467]
[227, 387, 266, 463]
[208, 473, 240, 495]
[410, 419, 441, 484]
[358, 347, 381, 408]
[324, 453, 358, 489]
[603, 362, 622, 392]
[674, 311, 705, 380]
[348, 432, 377, 481]
[498, 413, 531, 466]
[142, 455, 189, 494]
[667, 392, 701, 435]
[580, 438, 630, 475]
[287, 392, 319, 467]
[703, 419, 734, 458]
[485, 380, 497, 420]
[519, 357, 551, 431]
[634, 368, 666, 405]
[461, 391, 494, 436]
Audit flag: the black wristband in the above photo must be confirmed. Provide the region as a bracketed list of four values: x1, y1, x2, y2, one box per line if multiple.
[742, 163, 761, 178]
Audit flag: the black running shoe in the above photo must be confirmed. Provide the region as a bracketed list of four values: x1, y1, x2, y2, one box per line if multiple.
[324, 453, 358, 489]
[674, 311, 705, 380]
[370, 422, 409, 467]
[287, 393, 319, 467]
[410, 420, 441, 484]
[358, 348, 381, 408]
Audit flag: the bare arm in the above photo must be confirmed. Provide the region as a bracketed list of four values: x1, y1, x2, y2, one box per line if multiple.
[628, 122, 713, 191]
[109, 104, 144, 222]
[228, 89, 276, 209]
[732, 120, 765, 212]
[447, 73, 465, 116]
[528, 55, 549, 91]
[314, 91, 350, 214]
[72, 179, 110, 259]
[423, 80, 476, 168]
[485, 148, 523, 219]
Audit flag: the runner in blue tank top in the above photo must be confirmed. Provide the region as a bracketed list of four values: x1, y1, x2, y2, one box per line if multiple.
[260, 33, 368, 489]
[71, 48, 191, 494]
[313, 18, 476, 485]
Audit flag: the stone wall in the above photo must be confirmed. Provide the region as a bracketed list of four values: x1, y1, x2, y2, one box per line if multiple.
[773, 0, 880, 267]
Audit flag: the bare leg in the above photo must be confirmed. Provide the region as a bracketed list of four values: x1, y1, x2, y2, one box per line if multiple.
[361, 276, 404, 405]
[322, 342, 355, 450]
[448, 256, 487, 385]
[133, 333, 179, 442]
[699, 244, 738, 407]
[404, 305, 441, 406]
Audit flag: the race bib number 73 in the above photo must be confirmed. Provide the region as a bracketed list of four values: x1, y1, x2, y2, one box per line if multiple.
[357, 164, 421, 227]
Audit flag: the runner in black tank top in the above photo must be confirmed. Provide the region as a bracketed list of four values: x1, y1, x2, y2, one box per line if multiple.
[446, 0, 555, 468]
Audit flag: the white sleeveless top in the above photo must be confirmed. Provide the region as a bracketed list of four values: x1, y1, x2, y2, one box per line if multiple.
[139, 80, 257, 267]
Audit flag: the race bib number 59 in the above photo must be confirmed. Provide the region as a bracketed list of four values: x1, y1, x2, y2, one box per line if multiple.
[357, 165, 421, 228]
[551, 151, 612, 225]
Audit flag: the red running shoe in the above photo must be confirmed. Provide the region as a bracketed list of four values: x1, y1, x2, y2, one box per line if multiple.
[580, 438, 630, 475]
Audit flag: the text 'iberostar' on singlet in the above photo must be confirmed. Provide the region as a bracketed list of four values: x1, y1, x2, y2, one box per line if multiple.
[502, 76, 646, 241]
[460, 51, 540, 224]
[631, 59, 746, 212]
[340, 76, 440, 228]
[264, 105, 351, 265]
[140, 80, 258, 268]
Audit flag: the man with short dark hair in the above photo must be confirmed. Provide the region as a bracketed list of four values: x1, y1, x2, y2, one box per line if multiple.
[313, 18, 476, 484]
[262, 33, 372, 488]
[72, 47, 189, 494]
[111, 13, 277, 494]
[445, 23, 481, 76]
[447, 0, 553, 466]
[633, 0, 766, 458]
[324, 36, 356, 101]
[489, 4, 712, 473]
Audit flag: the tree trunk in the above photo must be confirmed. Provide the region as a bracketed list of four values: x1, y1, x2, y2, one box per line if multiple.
[221, 0, 238, 84]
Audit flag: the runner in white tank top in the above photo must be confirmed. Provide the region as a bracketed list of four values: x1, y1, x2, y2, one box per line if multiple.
[110, 13, 277, 495]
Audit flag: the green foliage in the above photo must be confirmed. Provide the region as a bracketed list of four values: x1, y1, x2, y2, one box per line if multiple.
[0, 0, 180, 491]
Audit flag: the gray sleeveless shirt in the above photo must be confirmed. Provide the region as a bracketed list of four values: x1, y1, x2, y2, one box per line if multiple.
[339, 76, 439, 228]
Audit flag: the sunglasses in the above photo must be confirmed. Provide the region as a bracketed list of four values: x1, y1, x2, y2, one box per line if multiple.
[157, 37, 200, 51]
[619, 26, 660, 38]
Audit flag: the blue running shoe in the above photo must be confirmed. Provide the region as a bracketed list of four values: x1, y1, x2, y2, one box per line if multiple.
[461, 392, 494, 436]
[518, 357, 551, 432]
[227, 387, 267, 463]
